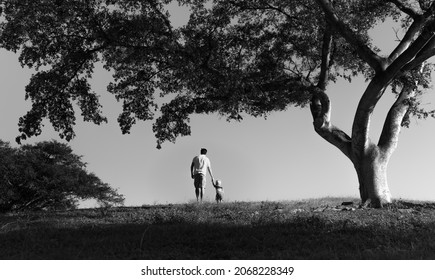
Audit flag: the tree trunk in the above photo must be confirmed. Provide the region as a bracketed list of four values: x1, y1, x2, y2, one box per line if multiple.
[310, 84, 411, 208]
[313, 0, 429, 208]
[354, 143, 392, 208]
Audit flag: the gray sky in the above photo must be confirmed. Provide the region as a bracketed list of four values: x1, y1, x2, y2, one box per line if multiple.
[1, 4, 435, 206]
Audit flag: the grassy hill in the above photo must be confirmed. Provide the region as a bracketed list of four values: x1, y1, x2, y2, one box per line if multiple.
[1, 197, 435, 259]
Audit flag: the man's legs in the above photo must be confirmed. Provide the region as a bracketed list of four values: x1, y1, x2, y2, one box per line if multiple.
[194, 174, 206, 202]
[197, 187, 204, 201]
[195, 187, 204, 202]
[195, 187, 201, 201]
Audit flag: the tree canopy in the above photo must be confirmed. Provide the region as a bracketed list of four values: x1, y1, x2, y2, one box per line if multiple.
[1, 0, 434, 148]
[0, 140, 124, 211]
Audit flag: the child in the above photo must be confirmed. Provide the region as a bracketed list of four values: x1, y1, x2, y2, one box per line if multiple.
[213, 179, 224, 203]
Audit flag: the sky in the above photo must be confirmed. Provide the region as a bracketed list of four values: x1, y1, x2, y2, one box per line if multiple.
[1, 4, 435, 207]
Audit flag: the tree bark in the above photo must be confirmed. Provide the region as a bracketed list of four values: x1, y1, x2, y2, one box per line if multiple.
[354, 143, 391, 208]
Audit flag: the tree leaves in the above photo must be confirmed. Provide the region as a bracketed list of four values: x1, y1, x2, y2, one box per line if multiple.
[1, 0, 435, 147]
[0, 140, 124, 211]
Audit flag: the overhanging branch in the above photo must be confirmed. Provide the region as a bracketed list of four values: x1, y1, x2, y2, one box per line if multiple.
[315, 0, 386, 72]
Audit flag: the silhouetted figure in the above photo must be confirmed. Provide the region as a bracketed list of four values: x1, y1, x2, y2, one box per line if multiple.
[190, 148, 214, 202]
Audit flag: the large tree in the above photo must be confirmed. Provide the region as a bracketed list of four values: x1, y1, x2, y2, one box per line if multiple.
[1, 0, 435, 207]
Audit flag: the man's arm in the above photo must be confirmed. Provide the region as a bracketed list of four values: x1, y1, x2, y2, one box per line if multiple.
[207, 163, 214, 184]
[190, 161, 195, 178]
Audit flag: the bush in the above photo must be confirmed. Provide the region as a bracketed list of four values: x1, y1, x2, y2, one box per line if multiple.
[0, 140, 124, 211]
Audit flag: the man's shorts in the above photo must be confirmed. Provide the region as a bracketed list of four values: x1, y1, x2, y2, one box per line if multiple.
[194, 174, 206, 189]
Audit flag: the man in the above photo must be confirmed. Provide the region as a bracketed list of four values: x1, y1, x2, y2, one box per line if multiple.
[190, 148, 214, 202]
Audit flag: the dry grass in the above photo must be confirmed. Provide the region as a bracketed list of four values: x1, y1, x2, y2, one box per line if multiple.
[1, 197, 435, 259]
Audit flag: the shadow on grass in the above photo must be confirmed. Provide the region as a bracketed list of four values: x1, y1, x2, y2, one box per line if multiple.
[1, 213, 435, 259]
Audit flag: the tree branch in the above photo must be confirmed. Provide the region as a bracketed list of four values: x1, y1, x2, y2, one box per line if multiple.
[315, 0, 386, 72]
[388, 16, 427, 62]
[378, 82, 417, 156]
[386, 20, 435, 79]
[227, 0, 293, 19]
[317, 24, 333, 90]
[387, 0, 421, 19]
[310, 89, 352, 159]
[310, 21, 352, 158]
[351, 75, 389, 159]
[402, 36, 435, 71]
[403, 48, 435, 71]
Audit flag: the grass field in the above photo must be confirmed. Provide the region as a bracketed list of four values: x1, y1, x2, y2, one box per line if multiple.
[1, 197, 435, 259]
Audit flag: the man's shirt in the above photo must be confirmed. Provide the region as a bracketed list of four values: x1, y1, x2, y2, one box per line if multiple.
[192, 154, 211, 176]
